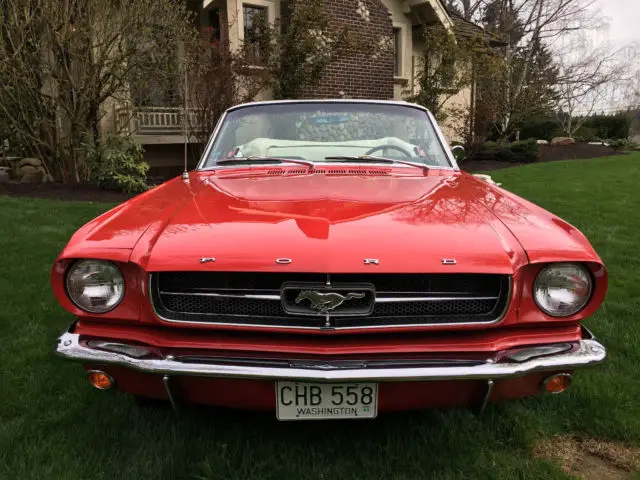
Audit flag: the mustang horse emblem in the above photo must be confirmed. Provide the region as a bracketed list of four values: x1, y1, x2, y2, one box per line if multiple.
[295, 291, 366, 314]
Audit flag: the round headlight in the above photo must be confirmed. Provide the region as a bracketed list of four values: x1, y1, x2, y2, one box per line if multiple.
[65, 260, 125, 313]
[533, 263, 592, 317]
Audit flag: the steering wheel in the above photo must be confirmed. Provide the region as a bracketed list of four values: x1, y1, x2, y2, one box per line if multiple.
[364, 144, 413, 158]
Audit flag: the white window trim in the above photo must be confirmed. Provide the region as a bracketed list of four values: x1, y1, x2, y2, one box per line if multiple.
[239, 0, 278, 42]
[392, 22, 408, 80]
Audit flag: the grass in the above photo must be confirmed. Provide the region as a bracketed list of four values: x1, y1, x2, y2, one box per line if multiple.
[0, 154, 639, 479]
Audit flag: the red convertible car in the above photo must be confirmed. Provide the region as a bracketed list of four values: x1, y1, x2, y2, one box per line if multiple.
[53, 100, 607, 420]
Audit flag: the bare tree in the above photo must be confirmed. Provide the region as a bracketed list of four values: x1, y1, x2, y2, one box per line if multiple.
[555, 41, 633, 136]
[0, 0, 192, 183]
[472, 0, 603, 139]
[446, 0, 489, 21]
[183, 23, 270, 152]
[407, 24, 502, 133]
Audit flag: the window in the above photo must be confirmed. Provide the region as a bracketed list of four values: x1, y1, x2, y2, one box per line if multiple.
[204, 102, 453, 169]
[243, 4, 267, 59]
[208, 7, 222, 41]
[393, 28, 402, 77]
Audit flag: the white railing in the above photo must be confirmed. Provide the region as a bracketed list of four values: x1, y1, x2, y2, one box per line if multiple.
[115, 106, 201, 136]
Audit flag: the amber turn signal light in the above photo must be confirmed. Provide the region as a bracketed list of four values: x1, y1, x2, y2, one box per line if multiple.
[87, 370, 114, 390]
[542, 373, 572, 394]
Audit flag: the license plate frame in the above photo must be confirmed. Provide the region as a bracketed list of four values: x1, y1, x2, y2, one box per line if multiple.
[275, 382, 378, 421]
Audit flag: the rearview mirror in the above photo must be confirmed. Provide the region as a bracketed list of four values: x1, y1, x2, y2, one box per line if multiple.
[451, 145, 466, 162]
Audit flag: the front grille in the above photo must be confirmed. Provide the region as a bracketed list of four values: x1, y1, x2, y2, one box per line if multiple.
[151, 272, 510, 330]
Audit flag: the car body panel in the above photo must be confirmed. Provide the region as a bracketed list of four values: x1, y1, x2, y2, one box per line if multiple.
[84, 364, 549, 412]
[51, 167, 608, 332]
[51, 100, 608, 414]
[73, 320, 584, 355]
[56, 169, 603, 274]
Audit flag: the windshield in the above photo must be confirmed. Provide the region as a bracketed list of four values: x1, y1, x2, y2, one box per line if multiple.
[201, 102, 453, 168]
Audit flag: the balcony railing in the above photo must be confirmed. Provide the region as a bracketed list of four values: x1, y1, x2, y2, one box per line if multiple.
[115, 106, 202, 136]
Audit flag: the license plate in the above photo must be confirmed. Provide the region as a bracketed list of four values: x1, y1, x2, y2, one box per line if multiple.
[276, 382, 378, 420]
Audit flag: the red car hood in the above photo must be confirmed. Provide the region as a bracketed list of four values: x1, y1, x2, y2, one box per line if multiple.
[60, 167, 601, 273]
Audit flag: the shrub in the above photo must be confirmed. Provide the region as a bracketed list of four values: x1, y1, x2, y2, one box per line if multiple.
[572, 126, 597, 142]
[509, 139, 540, 162]
[85, 136, 149, 193]
[473, 139, 539, 163]
[520, 118, 561, 142]
[612, 138, 639, 151]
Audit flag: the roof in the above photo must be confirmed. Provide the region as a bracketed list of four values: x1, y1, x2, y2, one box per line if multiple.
[447, 10, 506, 46]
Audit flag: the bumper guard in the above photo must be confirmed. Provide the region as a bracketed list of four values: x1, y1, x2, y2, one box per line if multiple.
[54, 329, 606, 382]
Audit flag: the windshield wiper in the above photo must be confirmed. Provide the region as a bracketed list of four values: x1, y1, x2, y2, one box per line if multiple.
[324, 155, 429, 172]
[215, 156, 314, 168]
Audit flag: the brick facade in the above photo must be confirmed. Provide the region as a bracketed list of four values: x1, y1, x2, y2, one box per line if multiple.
[299, 0, 394, 100]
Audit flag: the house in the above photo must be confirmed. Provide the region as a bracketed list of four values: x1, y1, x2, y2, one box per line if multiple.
[109, 0, 485, 177]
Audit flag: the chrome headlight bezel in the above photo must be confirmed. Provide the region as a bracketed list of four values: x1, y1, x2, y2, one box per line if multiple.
[533, 263, 593, 317]
[65, 260, 126, 314]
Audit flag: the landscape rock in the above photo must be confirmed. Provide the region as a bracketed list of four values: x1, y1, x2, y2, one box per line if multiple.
[551, 137, 576, 146]
[19, 157, 43, 168]
[18, 165, 39, 177]
[536, 139, 549, 145]
[17, 164, 52, 184]
[20, 170, 44, 184]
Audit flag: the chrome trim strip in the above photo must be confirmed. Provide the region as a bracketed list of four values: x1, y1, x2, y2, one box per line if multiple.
[159, 291, 497, 303]
[56, 333, 606, 382]
[428, 109, 460, 171]
[375, 296, 499, 303]
[196, 110, 227, 170]
[225, 99, 428, 111]
[159, 291, 281, 301]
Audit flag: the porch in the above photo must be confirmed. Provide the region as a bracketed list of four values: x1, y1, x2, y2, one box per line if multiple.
[114, 106, 203, 145]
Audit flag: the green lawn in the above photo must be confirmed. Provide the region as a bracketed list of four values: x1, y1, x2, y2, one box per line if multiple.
[1, 155, 639, 479]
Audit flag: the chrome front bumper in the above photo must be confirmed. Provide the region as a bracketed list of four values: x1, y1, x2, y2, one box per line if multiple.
[54, 329, 606, 382]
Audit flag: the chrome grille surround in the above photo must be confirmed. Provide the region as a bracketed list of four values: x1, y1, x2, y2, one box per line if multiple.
[150, 272, 511, 330]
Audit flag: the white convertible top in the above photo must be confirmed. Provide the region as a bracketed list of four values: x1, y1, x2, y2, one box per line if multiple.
[239, 137, 419, 160]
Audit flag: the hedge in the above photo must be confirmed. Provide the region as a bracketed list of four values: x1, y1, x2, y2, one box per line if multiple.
[582, 115, 630, 140]
[519, 118, 562, 142]
[473, 139, 540, 163]
[518, 115, 630, 142]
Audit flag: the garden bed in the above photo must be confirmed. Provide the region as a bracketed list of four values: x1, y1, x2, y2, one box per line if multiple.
[464, 143, 623, 172]
[0, 144, 629, 202]
[0, 181, 135, 203]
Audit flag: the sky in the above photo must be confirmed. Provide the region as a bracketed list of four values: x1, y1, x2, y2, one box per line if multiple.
[584, 0, 640, 111]
[598, 0, 640, 47]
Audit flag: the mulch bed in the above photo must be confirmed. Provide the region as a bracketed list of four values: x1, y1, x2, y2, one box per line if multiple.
[463, 143, 624, 173]
[0, 182, 135, 203]
[0, 143, 628, 202]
